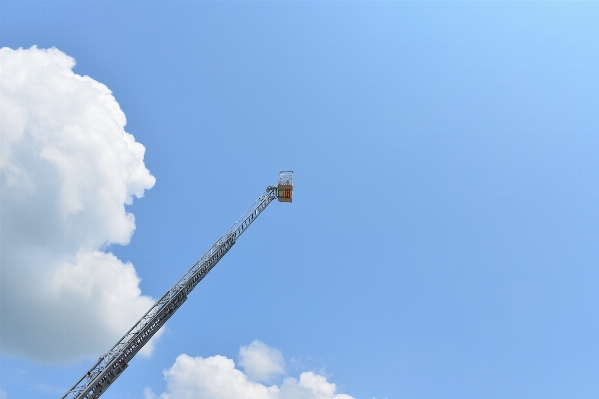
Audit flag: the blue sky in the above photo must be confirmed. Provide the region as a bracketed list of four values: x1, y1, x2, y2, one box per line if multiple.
[1, 1, 598, 398]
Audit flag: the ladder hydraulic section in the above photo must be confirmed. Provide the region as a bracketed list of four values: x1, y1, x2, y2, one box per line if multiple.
[61, 171, 293, 399]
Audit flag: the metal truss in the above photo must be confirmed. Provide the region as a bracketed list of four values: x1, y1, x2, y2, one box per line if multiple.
[61, 186, 278, 399]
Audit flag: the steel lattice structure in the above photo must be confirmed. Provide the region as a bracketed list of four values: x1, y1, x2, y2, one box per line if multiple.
[61, 178, 289, 399]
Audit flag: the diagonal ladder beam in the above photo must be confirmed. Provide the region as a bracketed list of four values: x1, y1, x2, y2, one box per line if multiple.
[61, 186, 278, 399]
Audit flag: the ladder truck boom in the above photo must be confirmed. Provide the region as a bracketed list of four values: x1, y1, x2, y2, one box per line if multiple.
[61, 171, 293, 399]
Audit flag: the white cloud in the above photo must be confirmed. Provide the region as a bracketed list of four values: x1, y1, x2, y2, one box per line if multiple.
[143, 387, 157, 399]
[0, 386, 6, 399]
[145, 343, 354, 399]
[239, 340, 285, 382]
[0, 46, 157, 362]
[159, 354, 280, 399]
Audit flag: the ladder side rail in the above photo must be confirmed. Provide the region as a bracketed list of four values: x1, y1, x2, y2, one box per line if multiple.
[185, 192, 276, 293]
[61, 280, 192, 399]
[67, 234, 239, 399]
[75, 236, 235, 386]
[80, 215, 263, 399]
[62, 187, 277, 399]
[158, 187, 276, 300]
[74, 289, 190, 399]
[63, 238, 235, 399]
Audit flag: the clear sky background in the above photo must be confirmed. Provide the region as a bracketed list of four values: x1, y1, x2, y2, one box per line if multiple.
[1, 1, 598, 399]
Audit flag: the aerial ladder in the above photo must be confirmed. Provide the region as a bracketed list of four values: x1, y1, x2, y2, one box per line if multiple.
[61, 171, 294, 399]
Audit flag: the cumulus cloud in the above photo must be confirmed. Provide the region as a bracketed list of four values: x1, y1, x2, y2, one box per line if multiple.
[145, 342, 354, 399]
[239, 340, 285, 382]
[0, 46, 158, 362]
